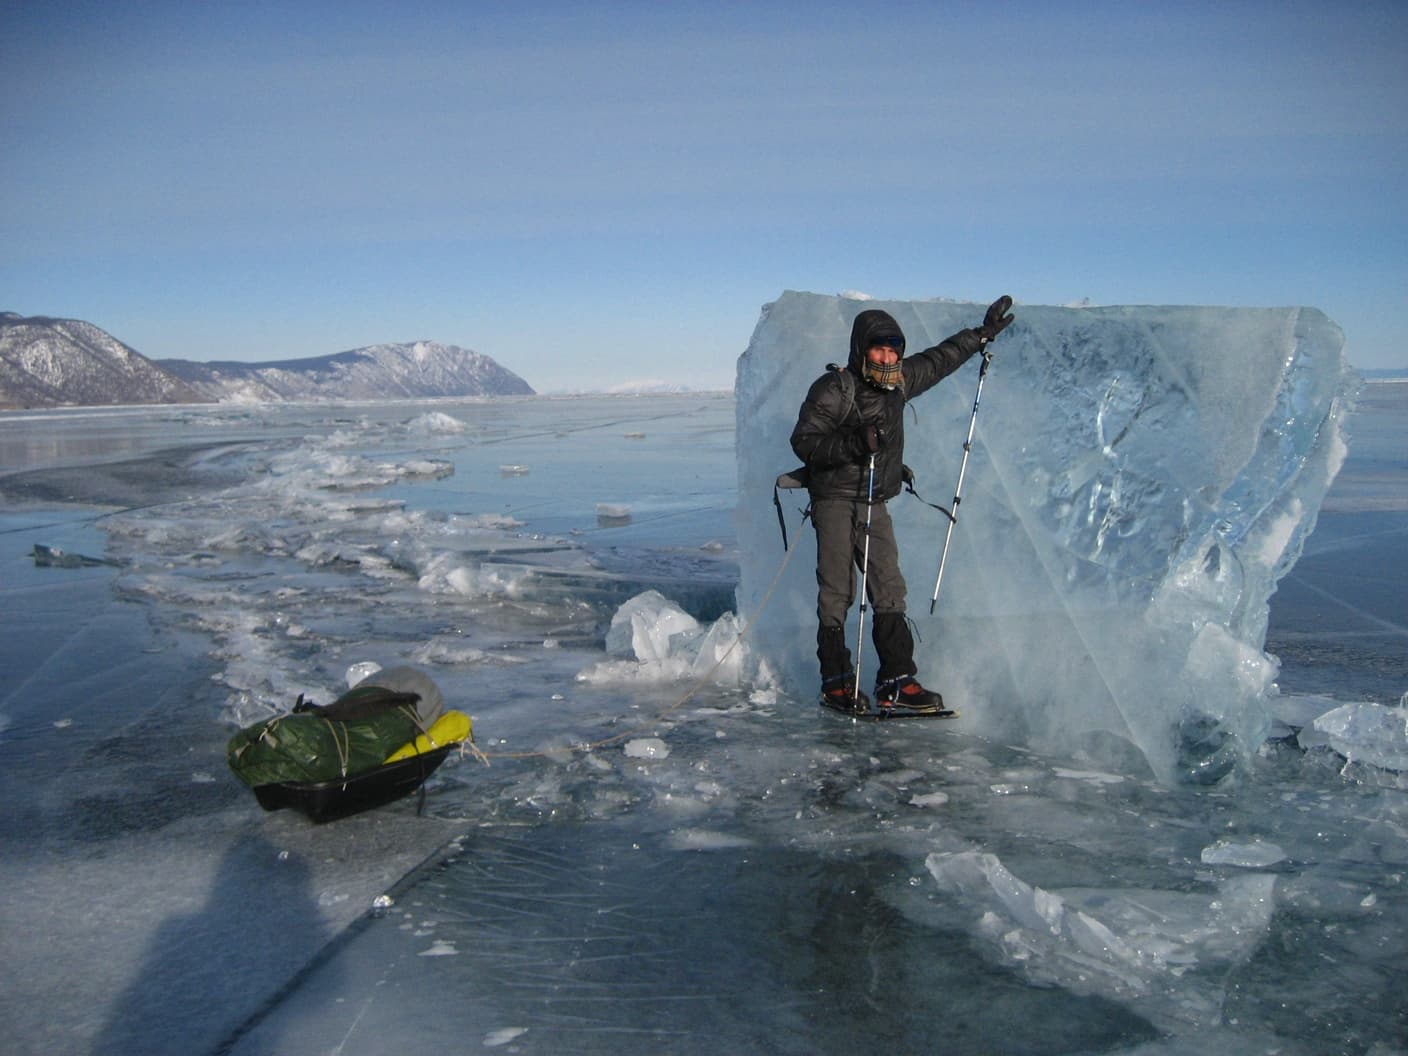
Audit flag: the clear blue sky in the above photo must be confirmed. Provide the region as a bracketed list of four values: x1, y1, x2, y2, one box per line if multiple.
[3, 1, 1404, 390]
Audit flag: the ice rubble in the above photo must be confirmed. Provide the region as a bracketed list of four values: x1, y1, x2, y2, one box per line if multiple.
[927, 849, 1276, 1033]
[575, 589, 769, 689]
[1300, 700, 1408, 773]
[735, 293, 1354, 780]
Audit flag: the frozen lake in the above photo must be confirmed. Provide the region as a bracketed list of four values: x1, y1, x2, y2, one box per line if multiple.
[1, 388, 1404, 1055]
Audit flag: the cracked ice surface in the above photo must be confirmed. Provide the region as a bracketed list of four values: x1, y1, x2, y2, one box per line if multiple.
[736, 293, 1355, 780]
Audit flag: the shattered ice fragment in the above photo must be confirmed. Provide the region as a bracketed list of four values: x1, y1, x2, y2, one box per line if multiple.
[1311, 703, 1408, 772]
[1052, 768, 1125, 786]
[666, 829, 754, 851]
[624, 737, 669, 760]
[31, 543, 119, 568]
[418, 940, 459, 957]
[596, 502, 633, 525]
[606, 590, 699, 662]
[406, 411, 466, 435]
[927, 849, 1276, 1032]
[910, 791, 950, 808]
[1200, 839, 1288, 868]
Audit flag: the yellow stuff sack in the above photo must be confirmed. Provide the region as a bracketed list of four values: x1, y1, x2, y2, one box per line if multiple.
[384, 709, 472, 762]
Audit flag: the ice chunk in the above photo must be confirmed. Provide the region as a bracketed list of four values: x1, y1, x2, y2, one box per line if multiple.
[405, 411, 465, 434]
[736, 293, 1353, 780]
[686, 610, 749, 685]
[581, 590, 771, 688]
[417, 940, 459, 957]
[927, 849, 1276, 1032]
[595, 502, 632, 525]
[665, 828, 754, 850]
[1310, 702, 1408, 772]
[1201, 839, 1288, 868]
[910, 791, 950, 807]
[1265, 691, 1343, 734]
[605, 589, 700, 662]
[31, 543, 119, 568]
[623, 737, 670, 759]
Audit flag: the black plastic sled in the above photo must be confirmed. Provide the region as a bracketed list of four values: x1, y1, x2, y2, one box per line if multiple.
[251, 744, 456, 823]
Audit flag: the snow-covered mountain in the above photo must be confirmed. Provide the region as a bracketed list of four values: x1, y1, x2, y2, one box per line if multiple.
[0, 312, 209, 409]
[160, 340, 534, 402]
[0, 312, 536, 407]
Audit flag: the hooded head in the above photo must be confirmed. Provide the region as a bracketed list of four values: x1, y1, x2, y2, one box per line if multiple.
[849, 309, 906, 391]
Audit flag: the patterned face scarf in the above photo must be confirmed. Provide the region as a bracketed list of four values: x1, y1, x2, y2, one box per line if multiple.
[863, 359, 903, 390]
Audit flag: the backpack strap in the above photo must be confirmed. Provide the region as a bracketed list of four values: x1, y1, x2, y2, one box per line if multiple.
[825, 363, 857, 424]
[773, 467, 812, 551]
[901, 465, 955, 524]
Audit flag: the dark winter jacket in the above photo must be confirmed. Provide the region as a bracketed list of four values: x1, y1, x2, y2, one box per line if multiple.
[790, 309, 984, 502]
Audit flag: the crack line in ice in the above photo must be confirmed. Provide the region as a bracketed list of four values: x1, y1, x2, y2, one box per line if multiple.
[1287, 575, 1408, 637]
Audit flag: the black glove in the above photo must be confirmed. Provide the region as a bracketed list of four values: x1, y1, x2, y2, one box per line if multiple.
[976, 295, 1014, 344]
[852, 423, 885, 458]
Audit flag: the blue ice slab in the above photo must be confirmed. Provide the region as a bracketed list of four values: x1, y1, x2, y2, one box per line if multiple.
[736, 294, 1356, 780]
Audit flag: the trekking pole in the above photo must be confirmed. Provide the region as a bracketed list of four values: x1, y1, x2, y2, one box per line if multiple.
[854, 451, 877, 700]
[928, 349, 993, 614]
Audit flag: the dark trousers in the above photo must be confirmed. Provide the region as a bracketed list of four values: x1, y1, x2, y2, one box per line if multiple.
[811, 497, 917, 685]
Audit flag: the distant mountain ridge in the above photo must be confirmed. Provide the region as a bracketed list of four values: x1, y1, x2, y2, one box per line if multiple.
[0, 312, 208, 409]
[0, 312, 535, 408]
[160, 340, 534, 402]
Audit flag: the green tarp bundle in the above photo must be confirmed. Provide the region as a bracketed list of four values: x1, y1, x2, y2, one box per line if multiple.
[227, 668, 443, 788]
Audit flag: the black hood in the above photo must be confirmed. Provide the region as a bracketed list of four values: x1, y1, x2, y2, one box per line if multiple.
[847, 309, 906, 375]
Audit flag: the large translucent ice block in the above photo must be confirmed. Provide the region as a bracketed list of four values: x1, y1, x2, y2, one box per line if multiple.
[736, 293, 1354, 780]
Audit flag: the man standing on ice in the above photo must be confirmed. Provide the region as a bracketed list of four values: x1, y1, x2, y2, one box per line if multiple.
[789, 296, 1014, 714]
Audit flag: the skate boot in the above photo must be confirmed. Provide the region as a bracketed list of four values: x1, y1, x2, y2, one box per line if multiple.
[874, 675, 951, 715]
